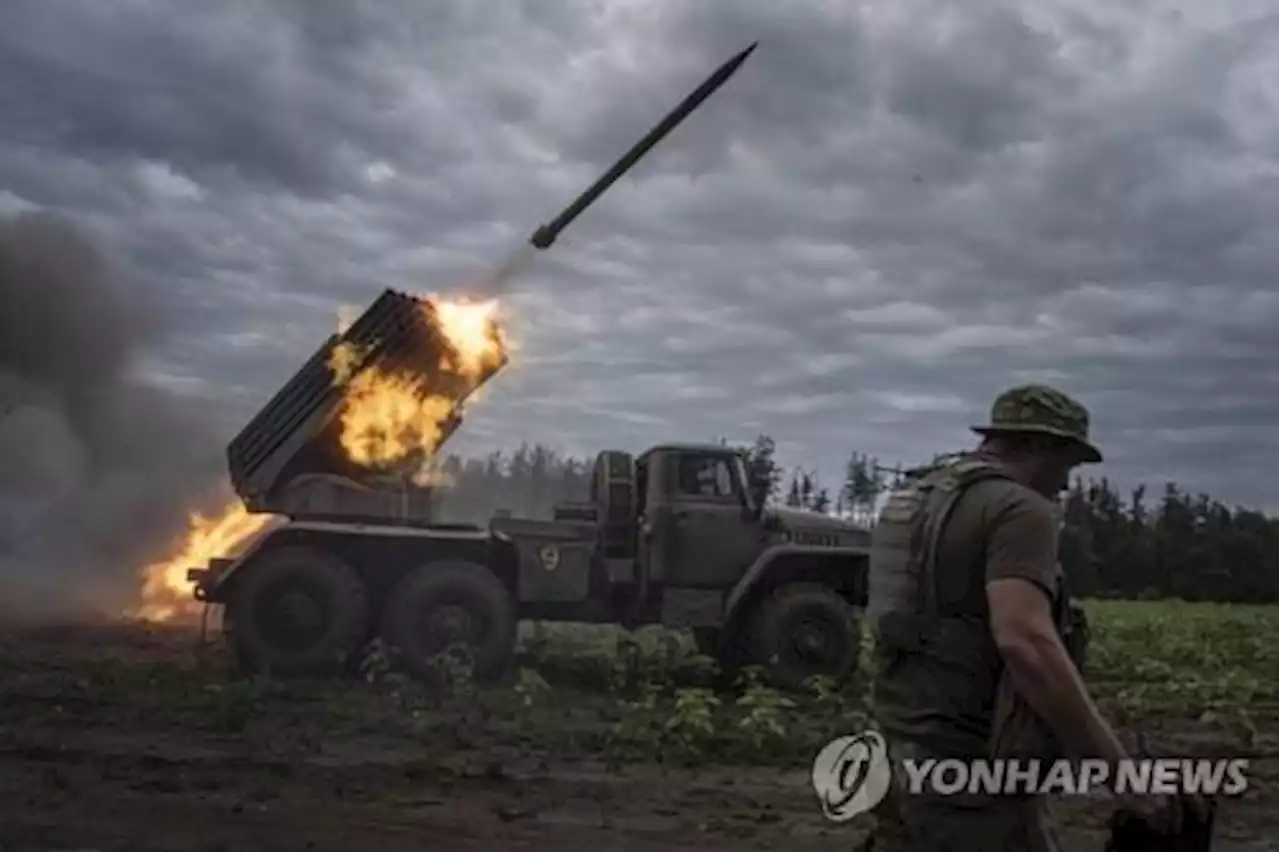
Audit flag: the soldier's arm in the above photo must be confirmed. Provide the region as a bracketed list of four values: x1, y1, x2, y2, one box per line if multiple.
[983, 494, 1128, 765]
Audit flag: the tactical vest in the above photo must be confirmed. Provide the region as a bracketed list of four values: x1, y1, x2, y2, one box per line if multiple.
[868, 454, 1082, 757]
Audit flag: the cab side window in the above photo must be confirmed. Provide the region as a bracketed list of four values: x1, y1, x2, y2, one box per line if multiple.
[676, 454, 737, 501]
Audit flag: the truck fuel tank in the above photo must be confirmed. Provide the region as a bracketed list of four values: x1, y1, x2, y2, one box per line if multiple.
[490, 516, 599, 604]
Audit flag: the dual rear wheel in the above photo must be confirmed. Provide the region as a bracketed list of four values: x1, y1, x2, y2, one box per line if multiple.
[225, 546, 516, 682]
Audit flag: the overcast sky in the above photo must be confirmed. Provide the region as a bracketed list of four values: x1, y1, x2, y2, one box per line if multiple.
[2, 0, 1276, 511]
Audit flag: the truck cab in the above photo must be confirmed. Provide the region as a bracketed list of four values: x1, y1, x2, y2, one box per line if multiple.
[638, 444, 766, 591]
[634, 443, 868, 588]
[560, 443, 871, 688]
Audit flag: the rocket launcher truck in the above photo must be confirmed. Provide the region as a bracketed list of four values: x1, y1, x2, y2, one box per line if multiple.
[186, 44, 874, 690]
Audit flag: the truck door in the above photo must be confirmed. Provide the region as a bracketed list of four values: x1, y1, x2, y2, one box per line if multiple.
[655, 451, 761, 589]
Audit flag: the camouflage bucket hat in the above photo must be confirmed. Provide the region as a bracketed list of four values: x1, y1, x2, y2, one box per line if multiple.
[971, 384, 1103, 463]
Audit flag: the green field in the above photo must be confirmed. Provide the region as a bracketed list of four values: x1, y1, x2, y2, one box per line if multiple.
[498, 598, 1280, 765]
[1081, 599, 1277, 733]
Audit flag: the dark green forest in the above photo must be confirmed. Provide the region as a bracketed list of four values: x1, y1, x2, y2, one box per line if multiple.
[429, 436, 1277, 604]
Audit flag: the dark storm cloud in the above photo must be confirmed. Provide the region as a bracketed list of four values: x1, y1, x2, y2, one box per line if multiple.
[0, 0, 1275, 519]
[0, 2, 431, 196]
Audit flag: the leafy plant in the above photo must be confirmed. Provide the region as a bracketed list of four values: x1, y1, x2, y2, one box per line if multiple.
[733, 666, 796, 758]
[665, 687, 721, 762]
[606, 681, 665, 762]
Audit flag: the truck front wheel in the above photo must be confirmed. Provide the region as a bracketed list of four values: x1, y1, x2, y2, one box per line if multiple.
[226, 545, 369, 677]
[746, 581, 860, 692]
[380, 561, 516, 683]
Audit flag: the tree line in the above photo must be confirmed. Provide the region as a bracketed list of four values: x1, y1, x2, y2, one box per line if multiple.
[427, 437, 1277, 604]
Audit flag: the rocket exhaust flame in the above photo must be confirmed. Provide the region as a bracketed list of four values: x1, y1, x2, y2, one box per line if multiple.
[134, 503, 279, 623]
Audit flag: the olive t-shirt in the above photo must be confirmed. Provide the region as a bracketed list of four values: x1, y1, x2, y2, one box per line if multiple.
[934, 475, 1062, 617]
[871, 466, 1063, 756]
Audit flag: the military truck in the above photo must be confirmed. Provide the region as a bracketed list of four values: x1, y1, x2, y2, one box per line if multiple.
[184, 42, 875, 689]
[187, 288, 871, 690]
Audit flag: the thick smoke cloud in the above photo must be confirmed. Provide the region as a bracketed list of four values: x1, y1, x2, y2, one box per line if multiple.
[0, 211, 223, 624]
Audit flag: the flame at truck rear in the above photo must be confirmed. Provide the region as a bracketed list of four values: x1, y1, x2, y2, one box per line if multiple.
[135, 292, 509, 622]
[136, 503, 280, 622]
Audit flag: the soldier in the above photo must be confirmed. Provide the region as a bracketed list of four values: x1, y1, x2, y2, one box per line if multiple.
[861, 384, 1170, 851]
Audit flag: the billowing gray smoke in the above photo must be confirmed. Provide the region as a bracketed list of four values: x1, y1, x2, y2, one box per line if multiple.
[0, 211, 223, 625]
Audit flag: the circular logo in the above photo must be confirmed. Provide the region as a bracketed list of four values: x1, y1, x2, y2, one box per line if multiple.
[537, 544, 560, 571]
[811, 730, 892, 822]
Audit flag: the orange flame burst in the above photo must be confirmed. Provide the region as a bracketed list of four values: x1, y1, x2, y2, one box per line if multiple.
[435, 297, 502, 375]
[332, 359, 460, 475]
[330, 296, 503, 477]
[134, 501, 279, 622]
[135, 293, 506, 622]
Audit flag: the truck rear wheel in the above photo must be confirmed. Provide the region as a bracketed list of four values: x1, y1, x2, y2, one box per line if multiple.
[746, 581, 859, 692]
[380, 561, 516, 683]
[226, 545, 369, 678]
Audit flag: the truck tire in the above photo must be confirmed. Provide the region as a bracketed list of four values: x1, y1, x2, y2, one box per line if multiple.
[226, 545, 369, 678]
[380, 561, 516, 683]
[745, 581, 860, 692]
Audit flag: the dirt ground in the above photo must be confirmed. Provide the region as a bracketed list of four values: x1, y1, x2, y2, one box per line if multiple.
[0, 623, 1274, 852]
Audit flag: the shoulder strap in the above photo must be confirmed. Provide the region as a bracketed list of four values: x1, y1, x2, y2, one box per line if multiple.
[910, 457, 1014, 616]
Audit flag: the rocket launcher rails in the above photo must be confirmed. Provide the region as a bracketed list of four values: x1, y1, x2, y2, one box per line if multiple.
[225, 288, 507, 515]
